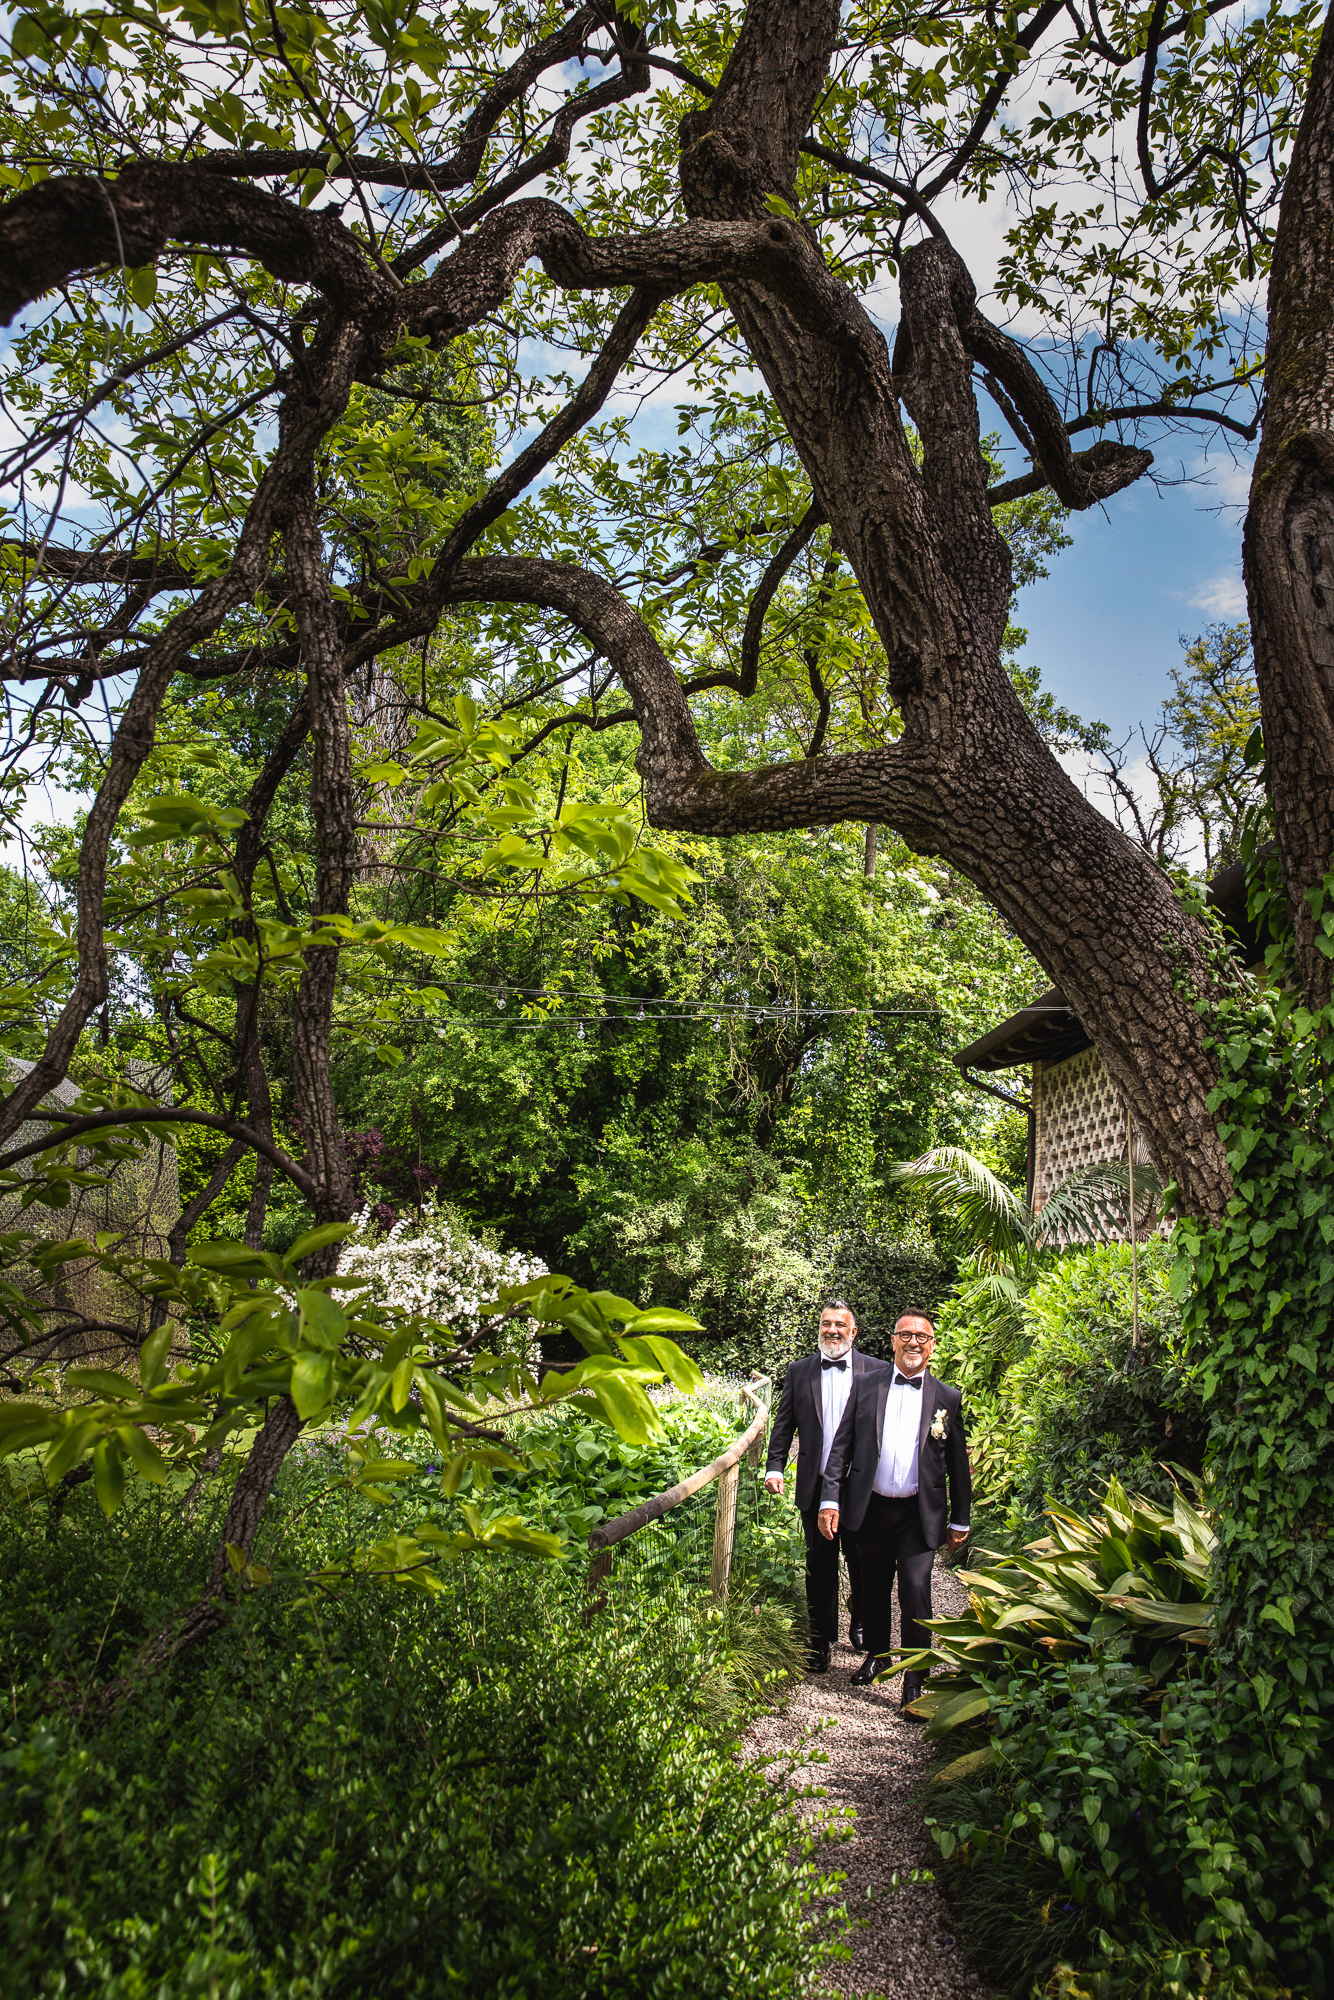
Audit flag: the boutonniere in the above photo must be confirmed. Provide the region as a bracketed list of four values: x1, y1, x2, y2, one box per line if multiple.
[929, 1408, 949, 1443]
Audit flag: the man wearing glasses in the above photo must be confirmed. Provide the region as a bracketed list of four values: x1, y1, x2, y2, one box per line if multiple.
[817, 1309, 971, 1707]
[763, 1298, 886, 1673]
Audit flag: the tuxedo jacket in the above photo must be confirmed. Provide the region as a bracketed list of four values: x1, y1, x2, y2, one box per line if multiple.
[764, 1349, 889, 1513]
[819, 1368, 972, 1549]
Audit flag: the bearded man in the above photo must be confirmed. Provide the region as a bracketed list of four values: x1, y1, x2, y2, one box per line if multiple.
[819, 1309, 971, 1707]
[764, 1299, 888, 1673]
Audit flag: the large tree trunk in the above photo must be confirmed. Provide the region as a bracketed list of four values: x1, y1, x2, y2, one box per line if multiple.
[664, 0, 1233, 1220]
[1244, 0, 1334, 1009]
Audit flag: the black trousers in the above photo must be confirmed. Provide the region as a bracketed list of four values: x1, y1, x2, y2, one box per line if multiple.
[851, 1493, 935, 1663]
[800, 1501, 863, 1643]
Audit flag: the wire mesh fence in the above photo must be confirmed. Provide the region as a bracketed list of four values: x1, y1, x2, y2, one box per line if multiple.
[583, 1375, 806, 1649]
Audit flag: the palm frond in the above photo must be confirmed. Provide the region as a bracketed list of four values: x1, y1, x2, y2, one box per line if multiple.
[891, 1147, 1029, 1261]
[954, 1267, 1023, 1312]
[1032, 1159, 1164, 1249]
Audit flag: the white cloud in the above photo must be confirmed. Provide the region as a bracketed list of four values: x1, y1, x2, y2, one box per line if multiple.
[1187, 569, 1247, 620]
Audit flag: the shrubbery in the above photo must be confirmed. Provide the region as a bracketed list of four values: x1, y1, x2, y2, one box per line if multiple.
[914, 1481, 1330, 1997]
[562, 1130, 954, 1374]
[929, 1662, 1320, 1999]
[0, 1435, 832, 1999]
[939, 1240, 1206, 1535]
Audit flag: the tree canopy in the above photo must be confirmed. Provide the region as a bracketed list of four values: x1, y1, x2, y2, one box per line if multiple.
[0, 0, 1326, 1229]
[5, 0, 1334, 1648]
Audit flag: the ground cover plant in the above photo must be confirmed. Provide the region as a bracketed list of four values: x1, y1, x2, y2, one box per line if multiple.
[898, 1481, 1308, 1997]
[1, 1408, 832, 2000]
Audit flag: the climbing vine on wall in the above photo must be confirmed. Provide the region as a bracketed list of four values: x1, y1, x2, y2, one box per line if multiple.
[1171, 855, 1334, 1697]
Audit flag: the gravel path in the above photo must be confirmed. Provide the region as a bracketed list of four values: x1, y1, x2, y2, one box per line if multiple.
[742, 1556, 994, 2000]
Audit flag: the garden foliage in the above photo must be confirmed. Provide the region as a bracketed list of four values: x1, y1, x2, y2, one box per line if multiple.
[921, 862, 1334, 1996]
[0, 1455, 831, 1999]
[905, 1476, 1215, 1727]
[941, 1241, 1206, 1534]
[913, 1481, 1322, 1996]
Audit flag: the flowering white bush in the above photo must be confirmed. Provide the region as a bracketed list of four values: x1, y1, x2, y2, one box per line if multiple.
[336, 1200, 547, 1358]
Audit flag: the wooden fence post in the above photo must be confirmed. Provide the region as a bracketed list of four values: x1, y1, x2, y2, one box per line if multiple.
[746, 1373, 770, 1469]
[710, 1461, 740, 1601]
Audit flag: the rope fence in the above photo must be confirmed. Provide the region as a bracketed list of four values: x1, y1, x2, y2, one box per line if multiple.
[583, 1375, 802, 1645]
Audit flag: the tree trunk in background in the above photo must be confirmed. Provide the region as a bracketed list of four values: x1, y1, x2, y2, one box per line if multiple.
[1245, 0, 1334, 1009]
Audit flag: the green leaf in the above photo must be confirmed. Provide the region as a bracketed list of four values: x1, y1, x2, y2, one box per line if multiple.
[116, 1423, 169, 1484]
[92, 1435, 124, 1516]
[42, 1419, 99, 1482]
[127, 265, 157, 307]
[290, 1348, 335, 1418]
[583, 1371, 657, 1446]
[10, 16, 51, 60]
[295, 1286, 349, 1350]
[622, 1307, 705, 1334]
[381, 923, 455, 956]
[620, 1332, 705, 1394]
[924, 1691, 992, 1738]
[284, 1222, 355, 1265]
[138, 1321, 173, 1390]
[63, 1367, 136, 1401]
[932, 1744, 996, 1783]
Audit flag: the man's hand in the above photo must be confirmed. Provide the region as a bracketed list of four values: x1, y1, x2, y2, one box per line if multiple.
[764, 1472, 785, 1496]
[818, 1505, 839, 1539]
[947, 1526, 969, 1549]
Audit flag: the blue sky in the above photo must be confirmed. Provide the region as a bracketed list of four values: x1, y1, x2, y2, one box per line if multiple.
[1010, 445, 1251, 743]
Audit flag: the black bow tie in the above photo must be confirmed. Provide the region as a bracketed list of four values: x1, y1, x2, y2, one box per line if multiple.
[821, 1357, 848, 1371]
[893, 1372, 923, 1390]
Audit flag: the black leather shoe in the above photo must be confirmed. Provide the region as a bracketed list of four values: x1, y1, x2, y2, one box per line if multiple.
[848, 1622, 865, 1650]
[807, 1640, 831, 1674]
[900, 1674, 927, 1715]
[850, 1652, 887, 1687]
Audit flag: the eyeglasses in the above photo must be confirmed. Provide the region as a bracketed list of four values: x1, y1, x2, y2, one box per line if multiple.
[896, 1333, 934, 1346]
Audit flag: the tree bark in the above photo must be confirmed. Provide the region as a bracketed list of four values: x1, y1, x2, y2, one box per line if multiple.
[1244, 0, 1334, 1008]
[285, 479, 360, 1251]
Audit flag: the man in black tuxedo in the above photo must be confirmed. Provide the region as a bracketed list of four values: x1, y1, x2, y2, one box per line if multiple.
[819, 1309, 971, 1706]
[764, 1300, 887, 1672]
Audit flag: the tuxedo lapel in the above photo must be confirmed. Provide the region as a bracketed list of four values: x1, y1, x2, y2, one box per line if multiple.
[917, 1369, 936, 1462]
[802, 1358, 822, 1450]
[874, 1372, 890, 1457]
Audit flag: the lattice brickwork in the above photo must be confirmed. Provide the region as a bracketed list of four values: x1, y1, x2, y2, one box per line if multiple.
[1033, 1045, 1141, 1249]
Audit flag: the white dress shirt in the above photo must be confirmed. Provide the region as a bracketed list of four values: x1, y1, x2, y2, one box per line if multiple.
[818, 1355, 854, 1472]
[869, 1370, 970, 1531]
[872, 1371, 922, 1496]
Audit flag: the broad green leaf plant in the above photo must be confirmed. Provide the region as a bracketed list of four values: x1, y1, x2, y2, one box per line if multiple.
[899, 1475, 1216, 1768]
[893, 1145, 1163, 1316]
[0, 1219, 704, 1601]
